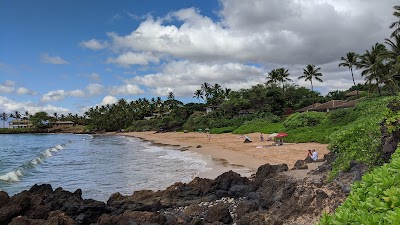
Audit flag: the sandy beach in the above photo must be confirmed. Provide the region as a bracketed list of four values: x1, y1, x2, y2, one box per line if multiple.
[122, 131, 330, 178]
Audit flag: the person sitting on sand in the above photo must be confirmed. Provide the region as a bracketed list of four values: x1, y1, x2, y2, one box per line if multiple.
[311, 149, 318, 161]
[307, 150, 312, 157]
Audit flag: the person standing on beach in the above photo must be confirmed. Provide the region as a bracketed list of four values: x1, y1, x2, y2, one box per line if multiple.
[207, 131, 211, 141]
[260, 133, 264, 142]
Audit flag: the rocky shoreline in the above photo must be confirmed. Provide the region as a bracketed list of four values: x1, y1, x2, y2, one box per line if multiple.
[0, 153, 364, 225]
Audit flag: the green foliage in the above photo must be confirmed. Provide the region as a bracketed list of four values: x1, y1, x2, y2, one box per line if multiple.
[318, 148, 400, 225]
[282, 111, 327, 129]
[0, 128, 37, 134]
[232, 119, 284, 134]
[328, 96, 395, 179]
[30, 111, 51, 129]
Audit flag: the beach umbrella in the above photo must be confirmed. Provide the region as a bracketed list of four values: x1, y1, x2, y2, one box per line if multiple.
[276, 132, 288, 138]
[269, 133, 278, 138]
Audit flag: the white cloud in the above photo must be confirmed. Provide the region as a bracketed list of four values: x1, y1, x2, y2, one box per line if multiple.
[0, 96, 70, 115]
[41, 84, 104, 102]
[106, 51, 160, 67]
[86, 83, 103, 96]
[69, 89, 86, 97]
[80, 39, 108, 50]
[40, 53, 69, 64]
[84, 0, 398, 96]
[4, 80, 15, 86]
[128, 60, 264, 96]
[109, 84, 144, 95]
[100, 95, 118, 105]
[0, 80, 15, 93]
[41, 90, 67, 102]
[16, 87, 36, 95]
[89, 73, 101, 81]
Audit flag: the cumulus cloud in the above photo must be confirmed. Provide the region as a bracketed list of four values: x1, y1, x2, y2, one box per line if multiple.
[0, 96, 70, 115]
[16, 87, 36, 95]
[89, 73, 101, 81]
[41, 84, 104, 102]
[100, 95, 118, 105]
[128, 60, 265, 96]
[84, 0, 398, 96]
[0, 80, 15, 93]
[80, 39, 108, 50]
[86, 83, 103, 96]
[109, 84, 144, 95]
[40, 53, 69, 64]
[41, 90, 67, 102]
[106, 52, 160, 67]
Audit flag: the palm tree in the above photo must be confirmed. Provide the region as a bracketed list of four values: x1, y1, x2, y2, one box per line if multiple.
[384, 34, 400, 78]
[276, 68, 292, 94]
[390, 5, 400, 38]
[266, 69, 280, 86]
[1, 112, 8, 128]
[298, 64, 323, 105]
[201, 82, 211, 103]
[357, 43, 387, 95]
[193, 89, 203, 103]
[339, 52, 359, 97]
[299, 64, 323, 93]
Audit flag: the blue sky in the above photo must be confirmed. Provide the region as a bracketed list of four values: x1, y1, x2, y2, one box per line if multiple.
[0, 0, 398, 116]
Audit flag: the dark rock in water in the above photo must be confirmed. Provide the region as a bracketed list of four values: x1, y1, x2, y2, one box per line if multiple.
[0, 161, 350, 225]
[196, 145, 202, 148]
[0, 191, 9, 206]
[205, 203, 233, 224]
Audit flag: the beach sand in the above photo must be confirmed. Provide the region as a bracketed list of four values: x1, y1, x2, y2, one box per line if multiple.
[122, 131, 330, 179]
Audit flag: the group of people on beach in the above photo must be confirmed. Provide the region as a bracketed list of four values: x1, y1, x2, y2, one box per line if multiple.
[307, 149, 318, 161]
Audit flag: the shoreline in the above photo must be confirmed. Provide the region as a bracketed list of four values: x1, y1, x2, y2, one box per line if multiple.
[119, 131, 330, 178]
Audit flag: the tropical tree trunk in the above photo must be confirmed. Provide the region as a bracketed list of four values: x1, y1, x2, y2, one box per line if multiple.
[350, 67, 358, 97]
[311, 80, 315, 106]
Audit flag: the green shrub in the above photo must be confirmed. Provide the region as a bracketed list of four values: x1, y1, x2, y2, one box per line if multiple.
[282, 111, 327, 129]
[327, 96, 395, 179]
[318, 148, 400, 224]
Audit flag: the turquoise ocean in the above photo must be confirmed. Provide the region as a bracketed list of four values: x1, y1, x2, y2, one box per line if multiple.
[0, 134, 251, 202]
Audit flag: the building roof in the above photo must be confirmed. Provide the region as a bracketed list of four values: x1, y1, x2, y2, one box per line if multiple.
[9, 119, 31, 124]
[309, 100, 347, 111]
[296, 103, 322, 112]
[345, 90, 364, 97]
[334, 100, 358, 109]
[53, 121, 74, 124]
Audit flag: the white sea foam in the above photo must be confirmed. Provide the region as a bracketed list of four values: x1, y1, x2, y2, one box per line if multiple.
[0, 171, 21, 181]
[43, 149, 53, 158]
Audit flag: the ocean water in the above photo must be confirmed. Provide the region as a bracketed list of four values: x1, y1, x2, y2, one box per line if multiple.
[0, 133, 251, 202]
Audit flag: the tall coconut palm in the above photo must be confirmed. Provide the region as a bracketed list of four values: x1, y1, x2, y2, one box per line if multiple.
[266, 69, 280, 86]
[298, 64, 323, 105]
[384, 34, 400, 77]
[1, 112, 8, 128]
[201, 82, 212, 103]
[193, 89, 203, 103]
[357, 43, 387, 95]
[390, 5, 400, 38]
[276, 68, 292, 94]
[298, 64, 323, 93]
[339, 52, 359, 97]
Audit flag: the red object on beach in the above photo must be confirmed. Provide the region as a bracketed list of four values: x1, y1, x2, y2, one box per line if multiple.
[276, 132, 288, 138]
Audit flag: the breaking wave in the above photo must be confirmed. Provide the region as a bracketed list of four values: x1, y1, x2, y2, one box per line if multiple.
[0, 144, 65, 182]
